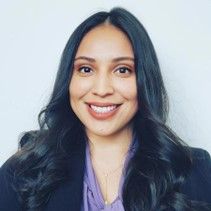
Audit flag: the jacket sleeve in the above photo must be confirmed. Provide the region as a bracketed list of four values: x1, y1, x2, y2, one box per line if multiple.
[181, 148, 211, 204]
[0, 158, 21, 211]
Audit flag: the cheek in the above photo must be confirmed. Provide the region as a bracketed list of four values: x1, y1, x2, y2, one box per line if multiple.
[114, 78, 137, 100]
[69, 77, 92, 100]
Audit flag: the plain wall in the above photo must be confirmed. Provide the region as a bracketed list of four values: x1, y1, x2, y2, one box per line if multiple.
[0, 0, 211, 165]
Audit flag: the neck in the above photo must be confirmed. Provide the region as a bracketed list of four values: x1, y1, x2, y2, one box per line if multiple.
[86, 127, 134, 160]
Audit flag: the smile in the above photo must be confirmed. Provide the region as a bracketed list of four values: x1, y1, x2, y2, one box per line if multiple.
[90, 105, 117, 113]
[86, 102, 121, 120]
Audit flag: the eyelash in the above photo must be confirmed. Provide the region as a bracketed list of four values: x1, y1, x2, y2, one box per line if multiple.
[77, 66, 132, 75]
[78, 66, 92, 74]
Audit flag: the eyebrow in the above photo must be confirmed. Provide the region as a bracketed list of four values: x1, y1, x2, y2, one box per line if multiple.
[74, 56, 134, 63]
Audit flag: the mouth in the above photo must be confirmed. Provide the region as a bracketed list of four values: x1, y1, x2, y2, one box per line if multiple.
[86, 102, 122, 120]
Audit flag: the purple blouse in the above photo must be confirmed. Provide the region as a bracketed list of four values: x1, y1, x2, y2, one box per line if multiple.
[81, 138, 137, 211]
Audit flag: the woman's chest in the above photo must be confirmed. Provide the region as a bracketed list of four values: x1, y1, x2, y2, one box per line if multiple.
[92, 163, 123, 205]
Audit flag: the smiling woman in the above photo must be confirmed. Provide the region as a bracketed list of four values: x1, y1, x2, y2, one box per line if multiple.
[0, 7, 211, 211]
[70, 24, 137, 139]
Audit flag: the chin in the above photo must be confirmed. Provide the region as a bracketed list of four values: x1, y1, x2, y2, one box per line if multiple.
[86, 127, 118, 137]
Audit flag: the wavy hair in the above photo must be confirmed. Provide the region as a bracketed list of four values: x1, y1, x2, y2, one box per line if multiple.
[8, 7, 209, 210]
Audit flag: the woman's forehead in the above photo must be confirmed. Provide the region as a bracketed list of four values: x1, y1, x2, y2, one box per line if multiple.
[74, 24, 134, 60]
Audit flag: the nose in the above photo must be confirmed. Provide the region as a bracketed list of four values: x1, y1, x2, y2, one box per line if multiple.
[91, 73, 114, 97]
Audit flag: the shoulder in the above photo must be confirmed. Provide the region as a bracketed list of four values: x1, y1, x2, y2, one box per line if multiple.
[0, 130, 40, 211]
[181, 147, 211, 204]
[0, 129, 48, 211]
[189, 147, 211, 179]
[0, 156, 21, 210]
[190, 147, 211, 160]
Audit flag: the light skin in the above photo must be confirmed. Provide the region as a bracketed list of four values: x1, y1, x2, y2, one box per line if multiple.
[69, 23, 138, 203]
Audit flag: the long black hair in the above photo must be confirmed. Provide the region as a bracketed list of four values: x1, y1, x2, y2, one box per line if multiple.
[7, 7, 209, 210]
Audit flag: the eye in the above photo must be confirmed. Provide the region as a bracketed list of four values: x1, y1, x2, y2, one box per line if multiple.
[115, 66, 132, 76]
[78, 66, 93, 75]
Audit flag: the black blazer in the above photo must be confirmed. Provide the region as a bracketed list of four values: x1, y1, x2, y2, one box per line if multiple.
[0, 146, 211, 211]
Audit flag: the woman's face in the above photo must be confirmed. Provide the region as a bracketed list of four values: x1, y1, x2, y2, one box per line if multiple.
[69, 24, 138, 138]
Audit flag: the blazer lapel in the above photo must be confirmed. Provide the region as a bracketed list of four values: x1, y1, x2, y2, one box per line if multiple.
[45, 140, 86, 211]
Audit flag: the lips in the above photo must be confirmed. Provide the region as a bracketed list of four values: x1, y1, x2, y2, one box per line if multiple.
[86, 102, 121, 120]
[90, 104, 117, 113]
[86, 102, 121, 107]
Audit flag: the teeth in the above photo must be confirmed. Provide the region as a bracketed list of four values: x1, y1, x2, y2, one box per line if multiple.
[90, 105, 117, 113]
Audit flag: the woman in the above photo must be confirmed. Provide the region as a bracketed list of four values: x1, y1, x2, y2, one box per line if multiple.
[0, 7, 210, 211]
